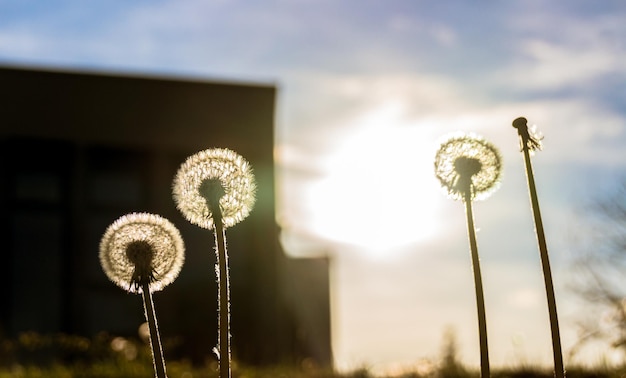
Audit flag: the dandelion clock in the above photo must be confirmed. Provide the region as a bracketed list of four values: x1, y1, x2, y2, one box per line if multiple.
[434, 132, 501, 378]
[173, 148, 256, 378]
[173, 148, 256, 230]
[100, 212, 185, 378]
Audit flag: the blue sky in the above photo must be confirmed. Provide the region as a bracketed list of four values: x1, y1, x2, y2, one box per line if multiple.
[2, 0, 626, 373]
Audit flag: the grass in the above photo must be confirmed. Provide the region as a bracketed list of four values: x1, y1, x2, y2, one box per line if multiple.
[2, 362, 624, 378]
[1, 332, 624, 378]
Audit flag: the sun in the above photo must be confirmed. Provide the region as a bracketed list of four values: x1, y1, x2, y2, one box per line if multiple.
[300, 114, 445, 257]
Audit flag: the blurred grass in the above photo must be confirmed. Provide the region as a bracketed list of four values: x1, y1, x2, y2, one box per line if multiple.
[0, 332, 624, 378]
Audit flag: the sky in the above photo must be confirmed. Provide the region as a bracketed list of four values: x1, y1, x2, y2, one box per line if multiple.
[2, 0, 626, 374]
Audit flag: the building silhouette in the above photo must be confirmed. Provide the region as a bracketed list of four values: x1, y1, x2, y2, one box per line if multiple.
[0, 65, 332, 367]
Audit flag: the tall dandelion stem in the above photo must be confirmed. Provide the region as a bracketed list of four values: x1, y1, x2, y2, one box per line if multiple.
[463, 189, 490, 378]
[141, 282, 168, 378]
[513, 117, 564, 378]
[99, 213, 185, 378]
[211, 198, 231, 378]
[172, 148, 257, 378]
[435, 133, 501, 378]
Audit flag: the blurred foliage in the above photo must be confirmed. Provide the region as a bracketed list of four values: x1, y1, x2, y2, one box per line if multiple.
[569, 179, 626, 357]
[0, 332, 625, 378]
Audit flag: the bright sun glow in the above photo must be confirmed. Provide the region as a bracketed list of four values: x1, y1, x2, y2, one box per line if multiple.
[300, 104, 445, 257]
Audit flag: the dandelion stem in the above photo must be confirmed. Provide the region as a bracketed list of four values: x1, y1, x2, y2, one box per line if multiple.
[210, 199, 231, 378]
[463, 188, 490, 378]
[141, 282, 168, 378]
[514, 117, 564, 378]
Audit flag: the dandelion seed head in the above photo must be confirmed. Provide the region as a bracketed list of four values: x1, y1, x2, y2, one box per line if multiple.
[512, 116, 543, 153]
[199, 178, 226, 206]
[512, 117, 528, 129]
[126, 240, 154, 267]
[454, 156, 482, 177]
[99, 213, 185, 294]
[172, 148, 256, 229]
[434, 132, 502, 201]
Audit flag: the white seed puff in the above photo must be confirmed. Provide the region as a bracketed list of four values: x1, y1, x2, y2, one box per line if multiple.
[434, 132, 502, 201]
[172, 148, 256, 230]
[99, 213, 185, 294]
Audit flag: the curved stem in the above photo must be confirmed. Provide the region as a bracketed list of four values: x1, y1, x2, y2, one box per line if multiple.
[463, 189, 490, 378]
[520, 137, 565, 378]
[141, 283, 167, 378]
[211, 201, 231, 378]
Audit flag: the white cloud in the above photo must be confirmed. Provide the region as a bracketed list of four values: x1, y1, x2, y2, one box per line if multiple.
[494, 10, 626, 93]
[496, 38, 621, 91]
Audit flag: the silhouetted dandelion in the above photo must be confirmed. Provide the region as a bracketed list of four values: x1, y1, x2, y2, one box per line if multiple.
[434, 132, 502, 378]
[172, 148, 256, 230]
[513, 117, 564, 378]
[173, 148, 256, 378]
[100, 212, 185, 378]
[435, 132, 502, 201]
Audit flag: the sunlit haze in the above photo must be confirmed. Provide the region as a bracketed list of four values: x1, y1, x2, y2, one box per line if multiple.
[278, 103, 445, 257]
[2, 1, 626, 374]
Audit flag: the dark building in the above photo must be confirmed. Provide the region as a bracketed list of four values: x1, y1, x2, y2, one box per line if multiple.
[0, 65, 332, 367]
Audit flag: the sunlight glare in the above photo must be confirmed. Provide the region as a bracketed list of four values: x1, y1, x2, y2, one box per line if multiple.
[304, 105, 444, 257]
